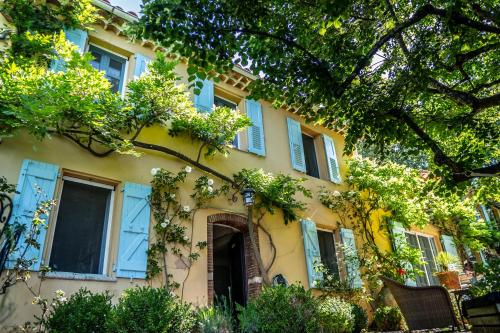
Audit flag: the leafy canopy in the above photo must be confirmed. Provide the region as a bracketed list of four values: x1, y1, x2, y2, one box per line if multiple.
[133, 0, 500, 184]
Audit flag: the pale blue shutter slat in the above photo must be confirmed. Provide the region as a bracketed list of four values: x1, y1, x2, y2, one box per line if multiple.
[286, 118, 306, 172]
[51, 29, 88, 71]
[246, 99, 266, 156]
[389, 221, 417, 286]
[133, 53, 151, 80]
[194, 79, 214, 113]
[116, 182, 151, 278]
[7, 160, 59, 271]
[480, 205, 492, 227]
[339, 228, 363, 288]
[301, 219, 322, 288]
[441, 234, 462, 272]
[322, 134, 341, 183]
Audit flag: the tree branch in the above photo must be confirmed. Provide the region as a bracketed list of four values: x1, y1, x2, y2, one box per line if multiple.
[131, 140, 237, 186]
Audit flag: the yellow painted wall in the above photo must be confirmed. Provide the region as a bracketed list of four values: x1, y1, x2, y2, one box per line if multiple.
[0, 19, 351, 328]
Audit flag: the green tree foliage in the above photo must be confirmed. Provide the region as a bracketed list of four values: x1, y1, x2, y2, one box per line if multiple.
[133, 0, 500, 184]
[233, 168, 311, 224]
[318, 157, 496, 288]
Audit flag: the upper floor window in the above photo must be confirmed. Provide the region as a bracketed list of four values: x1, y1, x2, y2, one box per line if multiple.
[49, 176, 114, 274]
[302, 133, 320, 178]
[287, 117, 340, 182]
[214, 96, 239, 147]
[89, 45, 127, 94]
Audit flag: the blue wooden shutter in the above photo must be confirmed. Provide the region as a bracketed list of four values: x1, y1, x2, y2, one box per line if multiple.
[301, 219, 322, 288]
[286, 118, 306, 172]
[51, 29, 88, 71]
[116, 182, 151, 278]
[7, 160, 59, 271]
[246, 99, 266, 156]
[389, 221, 417, 286]
[133, 53, 151, 80]
[339, 228, 363, 288]
[441, 234, 462, 271]
[194, 79, 214, 113]
[322, 134, 341, 183]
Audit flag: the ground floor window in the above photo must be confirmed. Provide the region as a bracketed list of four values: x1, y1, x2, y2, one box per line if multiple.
[317, 230, 340, 279]
[405, 232, 439, 286]
[49, 177, 114, 274]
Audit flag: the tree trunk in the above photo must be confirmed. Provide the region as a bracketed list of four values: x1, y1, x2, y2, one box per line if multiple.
[247, 207, 271, 286]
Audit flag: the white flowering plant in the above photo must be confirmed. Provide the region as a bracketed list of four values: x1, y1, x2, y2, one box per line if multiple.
[147, 167, 228, 285]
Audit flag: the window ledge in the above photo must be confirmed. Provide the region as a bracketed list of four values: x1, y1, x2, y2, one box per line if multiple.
[43, 271, 117, 282]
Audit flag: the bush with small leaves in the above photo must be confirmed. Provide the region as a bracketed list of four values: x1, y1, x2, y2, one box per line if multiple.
[237, 284, 319, 333]
[351, 303, 368, 333]
[196, 297, 234, 333]
[44, 288, 112, 333]
[317, 297, 355, 333]
[107, 286, 195, 333]
[372, 305, 404, 331]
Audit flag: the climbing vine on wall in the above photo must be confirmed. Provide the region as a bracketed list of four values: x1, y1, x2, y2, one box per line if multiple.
[147, 166, 229, 289]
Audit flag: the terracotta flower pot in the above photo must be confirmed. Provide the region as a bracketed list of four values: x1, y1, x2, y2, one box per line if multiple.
[435, 271, 461, 290]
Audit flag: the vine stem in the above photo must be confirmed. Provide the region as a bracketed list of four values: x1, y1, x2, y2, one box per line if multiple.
[180, 208, 198, 300]
[247, 207, 271, 286]
[256, 210, 276, 274]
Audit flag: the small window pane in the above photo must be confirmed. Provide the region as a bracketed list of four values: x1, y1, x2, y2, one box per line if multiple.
[302, 134, 320, 178]
[90, 51, 102, 70]
[317, 230, 340, 279]
[49, 180, 111, 274]
[214, 96, 237, 109]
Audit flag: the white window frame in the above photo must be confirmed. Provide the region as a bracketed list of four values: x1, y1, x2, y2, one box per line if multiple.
[404, 231, 438, 286]
[47, 176, 115, 276]
[87, 42, 129, 97]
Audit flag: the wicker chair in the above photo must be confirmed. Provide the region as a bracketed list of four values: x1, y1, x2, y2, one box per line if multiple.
[381, 276, 460, 331]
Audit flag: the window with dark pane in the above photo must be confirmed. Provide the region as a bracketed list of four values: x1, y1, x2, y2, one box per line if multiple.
[214, 96, 239, 147]
[302, 134, 320, 178]
[317, 230, 340, 279]
[49, 179, 112, 274]
[88, 45, 127, 93]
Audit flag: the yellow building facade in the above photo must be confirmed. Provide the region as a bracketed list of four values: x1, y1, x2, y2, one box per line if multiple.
[0, 1, 463, 328]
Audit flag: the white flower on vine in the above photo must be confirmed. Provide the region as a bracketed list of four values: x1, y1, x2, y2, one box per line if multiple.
[151, 168, 161, 176]
[184, 166, 192, 173]
[333, 190, 341, 197]
[55, 289, 65, 297]
[160, 222, 167, 228]
[170, 193, 176, 199]
[183, 205, 190, 212]
[207, 186, 213, 193]
[183, 235, 189, 241]
[164, 218, 170, 224]
[207, 178, 214, 185]
[348, 176, 354, 181]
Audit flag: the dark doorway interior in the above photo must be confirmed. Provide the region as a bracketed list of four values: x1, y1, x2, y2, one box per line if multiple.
[213, 224, 246, 308]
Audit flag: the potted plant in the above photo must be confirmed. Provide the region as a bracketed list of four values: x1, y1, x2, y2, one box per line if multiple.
[434, 252, 461, 290]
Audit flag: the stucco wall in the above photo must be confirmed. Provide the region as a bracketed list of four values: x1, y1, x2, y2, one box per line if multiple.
[0, 20, 353, 326]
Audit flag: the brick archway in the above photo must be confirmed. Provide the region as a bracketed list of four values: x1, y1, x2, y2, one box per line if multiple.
[207, 213, 262, 304]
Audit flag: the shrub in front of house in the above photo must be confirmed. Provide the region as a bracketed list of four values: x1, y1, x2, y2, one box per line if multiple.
[44, 288, 112, 333]
[196, 297, 235, 333]
[371, 305, 404, 331]
[106, 286, 195, 333]
[238, 284, 320, 333]
[351, 303, 368, 333]
[317, 296, 355, 333]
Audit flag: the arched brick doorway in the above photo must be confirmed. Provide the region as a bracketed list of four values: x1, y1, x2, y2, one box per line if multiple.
[207, 213, 261, 305]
